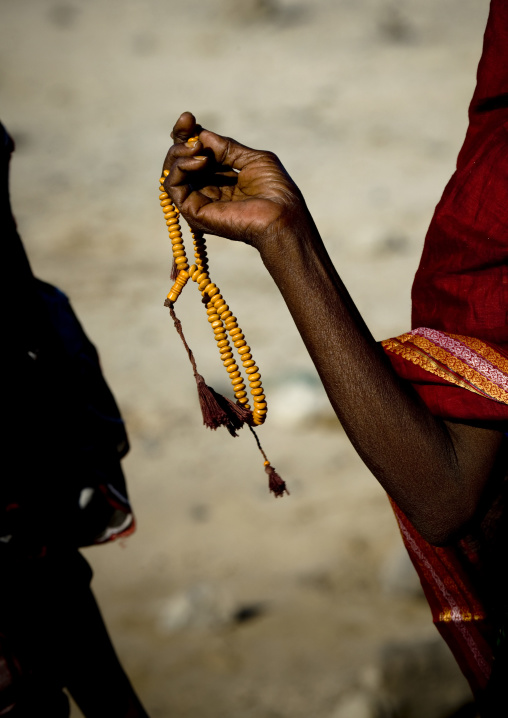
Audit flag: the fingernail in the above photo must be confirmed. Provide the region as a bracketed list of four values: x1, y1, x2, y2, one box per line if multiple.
[193, 155, 206, 160]
[185, 138, 200, 148]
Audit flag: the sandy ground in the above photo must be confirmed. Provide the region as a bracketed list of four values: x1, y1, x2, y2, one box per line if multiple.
[1, 0, 492, 715]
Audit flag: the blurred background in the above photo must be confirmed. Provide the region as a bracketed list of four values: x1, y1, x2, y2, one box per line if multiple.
[1, 1, 490, 716]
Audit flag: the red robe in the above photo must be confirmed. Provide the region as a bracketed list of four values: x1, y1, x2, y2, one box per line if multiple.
[382, 0, 508, 702]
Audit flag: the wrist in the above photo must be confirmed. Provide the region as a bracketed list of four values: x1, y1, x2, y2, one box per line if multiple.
[256, 205, 324, 273]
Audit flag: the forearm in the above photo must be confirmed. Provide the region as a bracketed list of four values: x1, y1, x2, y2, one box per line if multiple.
[163, 115, 504, 543]
[259, 218, 502, 543]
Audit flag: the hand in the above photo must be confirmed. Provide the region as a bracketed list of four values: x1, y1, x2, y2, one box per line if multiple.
[162, 112, 311, 253]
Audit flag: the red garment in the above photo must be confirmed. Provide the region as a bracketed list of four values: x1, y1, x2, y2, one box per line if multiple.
[411, 0, 508, 355]
[383, 328, 507, 697]
[382, 0, 508, 703]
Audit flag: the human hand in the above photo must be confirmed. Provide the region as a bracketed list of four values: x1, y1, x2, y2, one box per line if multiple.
[162, 112, 312, 254]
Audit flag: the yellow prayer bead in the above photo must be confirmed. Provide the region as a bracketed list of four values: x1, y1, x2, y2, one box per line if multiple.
[161, 168, 273, 424]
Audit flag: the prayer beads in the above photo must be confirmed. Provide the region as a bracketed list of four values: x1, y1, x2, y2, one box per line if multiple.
[159, 165, 267, 426]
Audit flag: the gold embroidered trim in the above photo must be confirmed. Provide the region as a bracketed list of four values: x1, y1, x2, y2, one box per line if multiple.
[410, 335, 507, 402]
[382, 338, 486, 397]
[439, 608, 486, 623]
[382, 333, 508, 405]
[448, 333, 508, 374]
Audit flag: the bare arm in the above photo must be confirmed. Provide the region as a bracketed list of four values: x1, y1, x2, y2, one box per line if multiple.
[162, 112, 504, 545]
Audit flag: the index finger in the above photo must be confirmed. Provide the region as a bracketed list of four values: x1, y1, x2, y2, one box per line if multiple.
[171, 111, 203, 143]
[197, 129, 260, 171]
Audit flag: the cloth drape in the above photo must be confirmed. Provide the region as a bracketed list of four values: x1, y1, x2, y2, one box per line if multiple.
[381, 0, 508, 701]
[382, 329, 507, 696]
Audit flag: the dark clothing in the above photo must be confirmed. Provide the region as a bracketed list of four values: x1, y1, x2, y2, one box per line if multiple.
[0, 549, 148, 717]
[1, 122, 145, 717]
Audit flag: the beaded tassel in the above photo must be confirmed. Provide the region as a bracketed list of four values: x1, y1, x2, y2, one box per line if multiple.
[160, 155, 287, 496]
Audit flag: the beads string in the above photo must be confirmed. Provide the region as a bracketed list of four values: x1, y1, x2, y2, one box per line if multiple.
[160, 159, 288, 497]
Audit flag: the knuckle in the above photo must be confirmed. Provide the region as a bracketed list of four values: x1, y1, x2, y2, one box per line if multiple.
[263, 150, 278, 162]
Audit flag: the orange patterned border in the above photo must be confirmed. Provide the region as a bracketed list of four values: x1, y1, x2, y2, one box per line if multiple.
[410, 335, 506, 402]
[448, 333, 508, 374]
[382, 337, 486, 397]
[382, 333, 508, 405]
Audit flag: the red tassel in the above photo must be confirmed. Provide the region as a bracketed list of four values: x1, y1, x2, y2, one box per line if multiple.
[166, 302, 251, 436]
[170, 258, 179, 281]
[195, 373, 250, 436]
[224, 397, 254, 428]
[265, 463, 289, 498]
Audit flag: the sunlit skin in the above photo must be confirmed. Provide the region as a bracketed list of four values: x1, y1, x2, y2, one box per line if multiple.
[163, 111, 505, 546]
